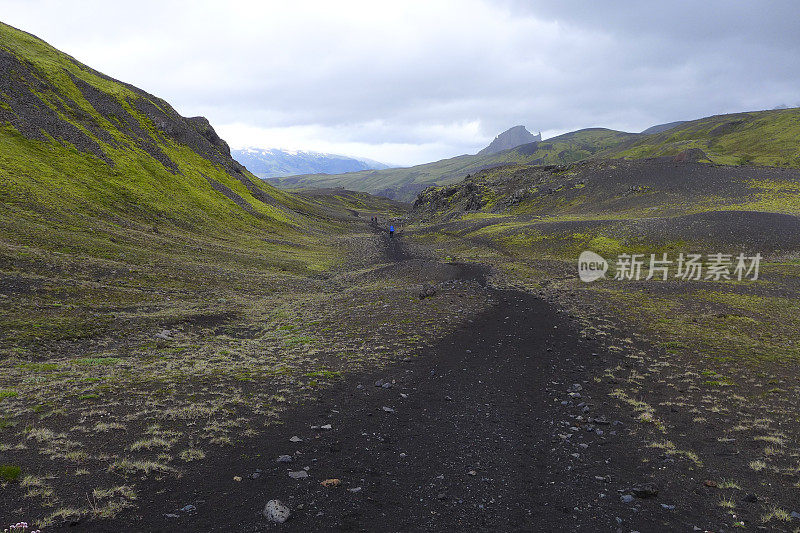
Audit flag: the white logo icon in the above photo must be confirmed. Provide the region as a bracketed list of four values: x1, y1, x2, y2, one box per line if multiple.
[578, 251, 608, 282]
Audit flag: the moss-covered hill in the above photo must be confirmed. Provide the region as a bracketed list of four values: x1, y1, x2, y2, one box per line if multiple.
[602, 108, 800, 167]
[0, 21, 332, 260]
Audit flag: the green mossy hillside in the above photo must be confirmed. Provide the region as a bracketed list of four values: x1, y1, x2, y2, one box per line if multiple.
[0, 21, 347, 274]
[603, 108, 800, 168]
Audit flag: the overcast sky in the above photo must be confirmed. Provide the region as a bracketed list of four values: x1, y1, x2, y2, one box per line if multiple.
[2, 0, 799, 165]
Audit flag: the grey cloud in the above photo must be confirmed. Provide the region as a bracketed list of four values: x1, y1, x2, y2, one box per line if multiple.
[1, 0, 798, 164]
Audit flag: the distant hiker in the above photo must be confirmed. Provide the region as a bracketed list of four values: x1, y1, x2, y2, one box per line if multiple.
[389, 224, 395, 237]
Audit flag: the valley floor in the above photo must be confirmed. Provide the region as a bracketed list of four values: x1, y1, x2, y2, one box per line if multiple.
[3, 217, 800, 532]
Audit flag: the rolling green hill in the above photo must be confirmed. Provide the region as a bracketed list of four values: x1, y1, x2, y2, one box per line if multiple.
[269, 128, 635, 202]
[602, 108, 800, 167]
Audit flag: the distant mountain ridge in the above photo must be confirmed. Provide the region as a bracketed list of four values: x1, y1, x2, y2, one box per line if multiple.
[267, 108, 800, 202]
[232, 147, 391, 179]
[478, 125, 541, 155]
[268, 128, 634, 201]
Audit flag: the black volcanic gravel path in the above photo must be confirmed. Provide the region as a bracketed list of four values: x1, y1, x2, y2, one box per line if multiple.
[62, 234, 725, 533]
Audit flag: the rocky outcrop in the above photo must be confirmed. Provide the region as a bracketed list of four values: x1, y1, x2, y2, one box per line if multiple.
[478, 125, 541, 155]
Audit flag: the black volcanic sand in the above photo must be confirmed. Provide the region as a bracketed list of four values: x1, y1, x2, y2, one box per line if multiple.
[48, 233, 774, 533]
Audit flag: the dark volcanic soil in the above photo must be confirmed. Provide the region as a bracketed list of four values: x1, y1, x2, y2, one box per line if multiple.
[53, 233, 755, 532]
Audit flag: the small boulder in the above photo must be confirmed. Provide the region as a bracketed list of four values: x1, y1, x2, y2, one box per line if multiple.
[418, 286, 437, 299]
[628, 484, 659, 499]
[264, 500, 291, 523]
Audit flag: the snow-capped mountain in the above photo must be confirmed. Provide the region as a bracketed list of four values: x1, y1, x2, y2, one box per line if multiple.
[232, 147, 392, 179]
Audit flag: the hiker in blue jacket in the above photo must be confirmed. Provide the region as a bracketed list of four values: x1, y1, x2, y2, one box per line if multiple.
[389, 224, 395, 237]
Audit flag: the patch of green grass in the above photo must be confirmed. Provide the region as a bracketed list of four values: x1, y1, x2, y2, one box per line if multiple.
[305, 370, 342, 379]
[74, 357, 121, 366]
[0, 389, 18, 400]
[179, 448, 206, 462]
[649, 440, 703, 467]
[18, 362, 59, 372]
[0, 464, 21, 482]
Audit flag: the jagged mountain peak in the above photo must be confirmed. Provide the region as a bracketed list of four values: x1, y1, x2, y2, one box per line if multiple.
[478, 125, 541, 155]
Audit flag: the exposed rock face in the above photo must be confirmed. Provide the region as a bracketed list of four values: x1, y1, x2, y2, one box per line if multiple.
[413, 180, 487, 221]
[478, 126, 541, 155]
[0, 36, 246, 181]
[673, 148, 708, 163]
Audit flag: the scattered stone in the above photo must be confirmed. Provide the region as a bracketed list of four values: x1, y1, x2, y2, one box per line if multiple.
[382, 406, 395, 413]
[375, 379, 384, 387]
[627, 484, 659, 499]
[742, 493, 759, 503]
[233, 476, 242, 482]
[277, 455, 293, 463]
[155, 329, 173, 340]
[382, 382, 393, 389]
[264, 500, 291, 523]
[400, 393, 408, 399]
[289, 471, 309, 479]
[180, 504, 196, 513]
[790, 511, 800, 520]
[661, 504, 676, 511]
[348, 487, 362, 493]
[165, 513, 179, 519]
[418, 286, 436, 299]
[467, 470, 477, 476]
[703, 480, 718, 488]
[289, 436, 302, 443]
[321, 478, 341, 487]
[445, 396, 453, 401]
[620, 495, 634, 503]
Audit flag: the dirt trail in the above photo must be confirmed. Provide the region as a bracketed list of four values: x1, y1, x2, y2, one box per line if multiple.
[64, 230, 717, 532]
